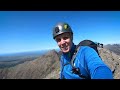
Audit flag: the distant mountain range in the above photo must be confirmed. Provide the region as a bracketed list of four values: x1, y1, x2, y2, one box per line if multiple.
[0, 49, 57, 68]
[0, 50, 54, 61]
[104, 44, 120, 55]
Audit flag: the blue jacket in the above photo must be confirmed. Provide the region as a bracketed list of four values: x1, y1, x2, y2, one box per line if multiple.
[60, 43, 113, 79]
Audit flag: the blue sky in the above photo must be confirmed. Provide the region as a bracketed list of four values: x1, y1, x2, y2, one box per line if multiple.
[0, 11, 120, 54]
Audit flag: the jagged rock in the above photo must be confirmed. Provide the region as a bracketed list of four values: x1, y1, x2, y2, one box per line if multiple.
[98, 47, 120, 79]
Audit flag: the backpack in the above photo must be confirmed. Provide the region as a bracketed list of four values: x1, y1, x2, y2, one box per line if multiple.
[71, 40, 100, 79]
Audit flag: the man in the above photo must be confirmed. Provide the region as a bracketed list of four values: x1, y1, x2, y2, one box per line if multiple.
[52, 22, 113, 79]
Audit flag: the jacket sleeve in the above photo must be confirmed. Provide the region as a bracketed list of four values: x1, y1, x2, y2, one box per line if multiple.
[84, 46, 113, 79]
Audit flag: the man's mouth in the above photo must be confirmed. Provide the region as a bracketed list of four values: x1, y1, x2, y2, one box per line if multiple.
[61, 46, 68, 50]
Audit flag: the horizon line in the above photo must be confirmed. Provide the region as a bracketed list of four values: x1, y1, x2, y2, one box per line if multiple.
[0, 48, 60, 55]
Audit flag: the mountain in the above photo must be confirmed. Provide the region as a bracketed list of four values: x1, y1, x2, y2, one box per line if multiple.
[0, 47, 120, 79]
[0, 49, 60, 79]
[0, 50, 49, 68]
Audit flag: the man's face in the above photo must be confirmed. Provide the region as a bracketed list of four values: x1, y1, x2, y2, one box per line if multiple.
[55, 33, 72, 53]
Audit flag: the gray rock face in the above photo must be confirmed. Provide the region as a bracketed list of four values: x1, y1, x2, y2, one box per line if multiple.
[98, 47, 120, 79]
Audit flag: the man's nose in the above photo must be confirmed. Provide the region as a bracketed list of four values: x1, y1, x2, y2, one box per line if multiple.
[60, 39, 65, 44]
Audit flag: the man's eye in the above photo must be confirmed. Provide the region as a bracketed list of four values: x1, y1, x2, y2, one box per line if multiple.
[63, 37, 68, 40]
[56, 38, 61, 42]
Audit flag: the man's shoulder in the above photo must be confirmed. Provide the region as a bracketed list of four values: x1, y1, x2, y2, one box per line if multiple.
[79, 46, 92, 51]
[77, 46, 96, 56]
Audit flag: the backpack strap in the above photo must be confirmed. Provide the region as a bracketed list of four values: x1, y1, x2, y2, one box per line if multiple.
[71, 45, 80, 68]
[71, 45, 90, 79]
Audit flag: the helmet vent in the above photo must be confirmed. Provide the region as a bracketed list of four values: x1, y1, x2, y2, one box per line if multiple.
[55, 27, 59, 33]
